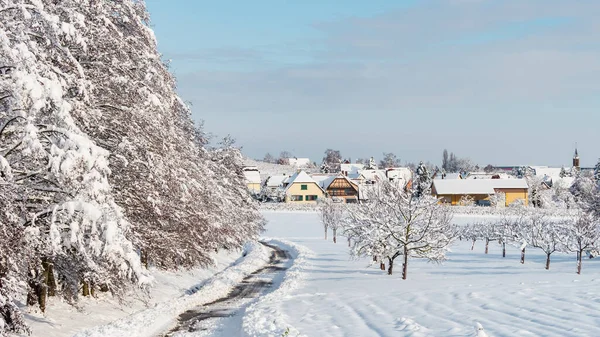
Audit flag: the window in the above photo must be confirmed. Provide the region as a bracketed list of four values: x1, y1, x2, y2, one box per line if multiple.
[301, 184, 308, 190]
[305, 195, 318, 201]
[290, 195, 303, 201]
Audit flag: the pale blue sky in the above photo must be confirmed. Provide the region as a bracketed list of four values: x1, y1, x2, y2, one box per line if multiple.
[146, 0, 600, 167]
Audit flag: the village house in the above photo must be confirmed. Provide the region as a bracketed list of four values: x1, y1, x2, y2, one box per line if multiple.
[319, 175, 360, 203]
[284, 170, 325, 203]
[432, 179, 529, 207]
[242, 166, 261, 194]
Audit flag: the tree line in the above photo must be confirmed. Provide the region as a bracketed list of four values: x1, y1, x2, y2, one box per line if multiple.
[0, 1, 263, 335]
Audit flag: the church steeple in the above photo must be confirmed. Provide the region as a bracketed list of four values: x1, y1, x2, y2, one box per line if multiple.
[573, 146, 580, 171]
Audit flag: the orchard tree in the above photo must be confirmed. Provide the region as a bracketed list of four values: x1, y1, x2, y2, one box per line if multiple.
[528, 216, 567, 270]
[565, 210, 600, 274]
[319, 198, 344, 243]
[343, 180, 456, 279]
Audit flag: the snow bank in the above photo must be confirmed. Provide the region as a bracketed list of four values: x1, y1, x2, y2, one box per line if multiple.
[242, 238, 314, 337]
[74, 241, 271, 337]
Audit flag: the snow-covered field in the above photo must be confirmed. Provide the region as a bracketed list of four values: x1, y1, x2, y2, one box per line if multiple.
[261, 211, 600, 337]
[27, 211, 600, 337]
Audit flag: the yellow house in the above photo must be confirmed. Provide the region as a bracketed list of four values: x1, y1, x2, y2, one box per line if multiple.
[284, 171, 325, 203]
[432, 179, 529, 207]
[243, 167, 261, 194]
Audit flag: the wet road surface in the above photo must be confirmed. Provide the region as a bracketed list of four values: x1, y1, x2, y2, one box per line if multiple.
[162, 242, 291, 336]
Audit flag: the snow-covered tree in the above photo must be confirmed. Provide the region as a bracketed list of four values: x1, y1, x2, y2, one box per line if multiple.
[342, 181, 455, 279]
[527, 215, 567, 270]
[564, 210, 600, 274]
[0, 0, 152, 324]
[594, 159, 600, 183]
[0, 1, 264, 333]
[414, 161, 432, 198]
[319, 198, 344, 243]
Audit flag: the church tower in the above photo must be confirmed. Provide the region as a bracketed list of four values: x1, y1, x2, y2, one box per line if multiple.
[573, 147, 580, 171]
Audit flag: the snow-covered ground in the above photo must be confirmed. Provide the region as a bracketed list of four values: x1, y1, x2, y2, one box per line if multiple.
[22, 247, 245, 337]
[260, 211, 600, 337]
[25, 211, 600, 337]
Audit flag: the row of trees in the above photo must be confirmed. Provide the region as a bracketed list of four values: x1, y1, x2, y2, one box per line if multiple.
[0, 1, 263, 335]
[461, 209, 600, 273]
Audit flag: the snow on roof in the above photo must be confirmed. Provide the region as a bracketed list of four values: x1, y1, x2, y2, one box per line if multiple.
[530, 166, 564, 179]
[340, 163, 365, 174]
[433, 179, 528, 195]
[243, 170, 261, 184]
[284, 171, 324, 193]
[288, 158, 311, 167]
[311, 173, 336, 184]
[319, 175, 358, 190]
[434, 172, 462, 180]
[360, 169, 386, 181]
[266, 174, 288, 188]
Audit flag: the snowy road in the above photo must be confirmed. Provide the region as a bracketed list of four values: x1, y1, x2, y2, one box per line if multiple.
[263, 211, 600, 337]
[162, 242, 292, 336]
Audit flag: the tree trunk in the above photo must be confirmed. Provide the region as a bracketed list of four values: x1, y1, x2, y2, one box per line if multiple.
[485, 239, 489, 254]
[380, 262, 385, 271]
[520, 248, 525, 264]
[373, 255, 377, 262]
[471, 239, 475, 250]
[324, 226, 327, 240]
[502, 242, 506, 258]
[27, 282, 37, 307]
[577, 250, 582, 274]
[46, 262, 56, 297]
[38, 266, 49, 313]
[387, 257, 393, 275]
[545, 253, 551, 270]
[82, 281, 91, 297]
[333, 228, 337, 243]
[402, 247, 409, 280]
[348, 237, 351, 247]
[140, 250, 149, 269]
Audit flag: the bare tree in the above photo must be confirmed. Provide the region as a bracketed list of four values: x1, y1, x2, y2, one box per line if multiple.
[263, 153, 276, 163]
[278, 151, 292, 165]
[322, 149, 342, 173]
[380, 152, 401, 168]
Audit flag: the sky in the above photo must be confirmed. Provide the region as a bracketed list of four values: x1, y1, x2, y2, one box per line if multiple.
[145, 0, 600, 168]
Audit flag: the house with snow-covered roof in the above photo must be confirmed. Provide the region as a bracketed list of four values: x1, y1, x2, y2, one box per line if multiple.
[242, 166, 261, 194]
[432, 179, 528, 207]
[319, 175, 359, 203]
[284, 170, 325, 203]
[265, 174, 288, 191]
